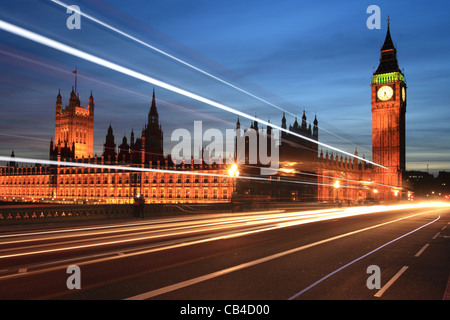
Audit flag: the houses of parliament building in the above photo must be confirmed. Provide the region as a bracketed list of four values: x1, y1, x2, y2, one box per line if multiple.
[0, 23, 407, 205]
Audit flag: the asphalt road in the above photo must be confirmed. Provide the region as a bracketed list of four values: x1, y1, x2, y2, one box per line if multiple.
[0, 202, 449, 303]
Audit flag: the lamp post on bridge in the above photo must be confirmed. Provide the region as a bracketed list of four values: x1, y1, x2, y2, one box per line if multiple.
[334, 180, 341, 207]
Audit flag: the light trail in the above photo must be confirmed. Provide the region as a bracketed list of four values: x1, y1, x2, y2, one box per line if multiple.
[49, 0, 297, 118]
[0, 132, 49, 142]
[0, 209, 285, 245]
[0, 19, 386, 168]
[0, 208, 346, 259]
[52, 0, 372, 155]
[1, 202, 448, 261]
[126, 205, 447, 300]
[51, 0, 367, 154]
[0, 152, 396, 196]
[242, 162, 405, 192]
[0, 155, 361, 191]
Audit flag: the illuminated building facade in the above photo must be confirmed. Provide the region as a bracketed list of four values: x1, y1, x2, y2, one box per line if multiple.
[0, 159, 234, 204]
[1, 89, 233, 204]
[50, 87, 94, 160]
[371, 21, 406, 200]
[278, 111, 319, 201]
[234, 111, 319, 202]
[317, 149, 374, 203]
[317, 22, 406, 202]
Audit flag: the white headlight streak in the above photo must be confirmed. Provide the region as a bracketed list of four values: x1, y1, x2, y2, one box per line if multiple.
[0, 19, 386, 169]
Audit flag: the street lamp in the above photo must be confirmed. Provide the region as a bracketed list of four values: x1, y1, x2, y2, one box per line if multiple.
[334, 180, 340, 206]
[373, 188, 378, 202]
[228, 163, 239, 177]
[228, 163, 239, 202]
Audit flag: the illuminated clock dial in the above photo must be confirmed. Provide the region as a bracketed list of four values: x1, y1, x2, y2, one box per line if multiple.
[402, 87, 406, 102]
[377, 86, 393, 101]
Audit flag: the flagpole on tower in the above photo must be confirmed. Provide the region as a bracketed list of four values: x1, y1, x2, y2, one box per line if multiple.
[73, 67, 77, 93]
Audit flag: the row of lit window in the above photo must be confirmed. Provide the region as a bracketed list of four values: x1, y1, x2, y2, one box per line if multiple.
[54, 177, 228, 185]
[2, 189, 229, 199]
[0, 175, 230, 186]
[2, 186, 230, 198]
[1, 189, 50, 196]
[1, 178, 49, 185]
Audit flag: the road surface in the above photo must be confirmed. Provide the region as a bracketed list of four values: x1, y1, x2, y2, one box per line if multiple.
[0, 202, 449, 303]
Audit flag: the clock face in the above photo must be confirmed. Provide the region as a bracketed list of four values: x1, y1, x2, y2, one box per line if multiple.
[377, 86, 393, 101]
[402, 87, 406, 102]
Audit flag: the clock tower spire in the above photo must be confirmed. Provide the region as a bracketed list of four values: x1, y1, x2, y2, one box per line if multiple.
[374, 17, 400, 75]
[371, 20, 407, 200]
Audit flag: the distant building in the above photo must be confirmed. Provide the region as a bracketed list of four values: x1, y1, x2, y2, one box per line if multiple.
[405, 170, 434, 198]
[434, 171, 450, 199]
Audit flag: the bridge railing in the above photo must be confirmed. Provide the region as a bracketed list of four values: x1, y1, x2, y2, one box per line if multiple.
[0, 202, 235, 225]
[0, 201, 331, 225]
[0, 204, 133, 224]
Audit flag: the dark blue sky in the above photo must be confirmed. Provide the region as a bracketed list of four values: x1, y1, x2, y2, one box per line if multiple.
[0, 0, 449, 174]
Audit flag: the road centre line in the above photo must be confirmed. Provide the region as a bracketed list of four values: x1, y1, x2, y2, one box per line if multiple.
[374, 266, 409, 298]
[414, 244, 429, 257]
[125, 210, 441, 300]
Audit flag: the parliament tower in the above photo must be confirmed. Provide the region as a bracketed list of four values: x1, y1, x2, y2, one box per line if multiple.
[371, 20, 406, 199]
[50, 87, 94, 160]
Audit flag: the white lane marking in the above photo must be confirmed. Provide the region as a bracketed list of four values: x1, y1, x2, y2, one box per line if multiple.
[126, 212, 441, 300]
[432, 232, 440, 239]
[288, 215, 440, 300]
[414, 244, 429, 257]
[18, 268, 27, 274]
[374, 266, 409, 298]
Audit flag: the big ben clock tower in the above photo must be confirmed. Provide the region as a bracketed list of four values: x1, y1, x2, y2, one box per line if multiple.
[371, 20, 406, 200]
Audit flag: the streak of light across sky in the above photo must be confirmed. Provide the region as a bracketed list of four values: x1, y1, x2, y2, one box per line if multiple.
[0, 155, 364, 191]
[0, 19, 386, 169]
[50, 0, 373, 155]
[50, 0, 296, 118]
